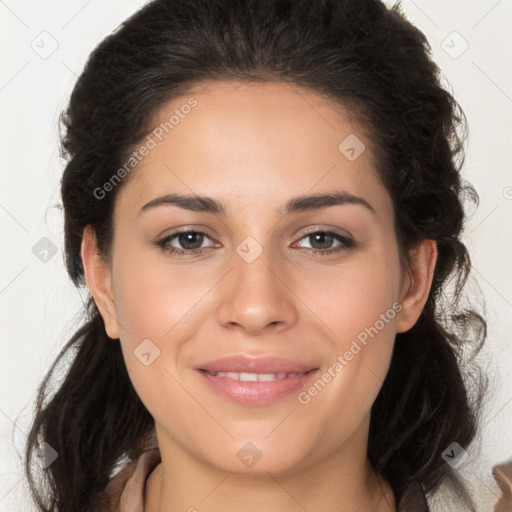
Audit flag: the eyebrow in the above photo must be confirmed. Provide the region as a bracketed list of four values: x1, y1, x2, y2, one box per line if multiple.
[139, 190, 376, 217]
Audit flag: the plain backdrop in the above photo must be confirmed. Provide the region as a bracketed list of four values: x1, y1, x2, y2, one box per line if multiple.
[1, 1, 511, 511]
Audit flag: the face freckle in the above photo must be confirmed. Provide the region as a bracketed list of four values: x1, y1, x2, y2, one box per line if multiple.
[104, 79, 407, 477]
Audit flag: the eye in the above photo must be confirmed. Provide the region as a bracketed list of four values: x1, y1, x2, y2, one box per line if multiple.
[155, 229, 216, 256]
[293, 230, 355, 255]
[154, 228, 356, 257]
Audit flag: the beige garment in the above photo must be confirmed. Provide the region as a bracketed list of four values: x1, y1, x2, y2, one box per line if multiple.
[94, 449, 162, 512]
[493, 459, 512, 512]
[94, 448, 431, 511]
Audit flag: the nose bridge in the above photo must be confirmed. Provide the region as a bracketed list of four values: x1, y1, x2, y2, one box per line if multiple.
[235, 234, 279, 292]
[215, 233, 297, 332]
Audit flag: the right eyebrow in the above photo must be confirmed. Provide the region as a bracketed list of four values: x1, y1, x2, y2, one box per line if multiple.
[138, 190, 376, 217]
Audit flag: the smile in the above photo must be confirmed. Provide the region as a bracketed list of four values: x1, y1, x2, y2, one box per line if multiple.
[203, 370, 309, 381]
[198, 368, 318, 405]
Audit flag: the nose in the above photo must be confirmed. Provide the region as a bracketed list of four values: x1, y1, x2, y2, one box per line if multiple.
[215, 238, 298, 335]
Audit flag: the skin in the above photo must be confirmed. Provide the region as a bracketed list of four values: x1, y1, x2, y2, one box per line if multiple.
[81, 80, 437, 512]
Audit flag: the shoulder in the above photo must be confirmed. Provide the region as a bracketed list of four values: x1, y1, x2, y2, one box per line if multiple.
[94, 448, 162, 512]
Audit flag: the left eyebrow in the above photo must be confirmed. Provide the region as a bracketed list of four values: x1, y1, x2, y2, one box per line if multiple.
[138, 190, 376, 217]
[281, 191, 376, 217]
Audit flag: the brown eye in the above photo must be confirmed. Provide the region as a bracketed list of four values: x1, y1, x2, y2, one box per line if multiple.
[155, 229, 215, 255]
[294, 230, 355, 255]
[174, 232, 205, 250]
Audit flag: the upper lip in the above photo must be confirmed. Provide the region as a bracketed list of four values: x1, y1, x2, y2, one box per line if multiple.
[197, 355, 318, 374]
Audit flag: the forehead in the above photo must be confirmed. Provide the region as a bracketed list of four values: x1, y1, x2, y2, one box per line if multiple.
[115, 79, 390, 219]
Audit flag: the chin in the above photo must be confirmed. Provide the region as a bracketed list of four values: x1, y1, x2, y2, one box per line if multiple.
[199, 438, 314, 476]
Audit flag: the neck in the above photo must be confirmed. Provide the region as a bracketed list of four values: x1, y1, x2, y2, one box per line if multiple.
[144, 435, 396, 512]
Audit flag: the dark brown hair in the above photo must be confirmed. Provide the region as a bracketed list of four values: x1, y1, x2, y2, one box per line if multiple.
[23, 0, 488, 510]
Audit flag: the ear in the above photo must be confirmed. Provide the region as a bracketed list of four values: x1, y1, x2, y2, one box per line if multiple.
[395, 239, 437, 333]
[80, 225, 120, 340]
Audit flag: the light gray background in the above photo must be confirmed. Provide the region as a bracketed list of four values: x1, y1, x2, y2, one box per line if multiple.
[1, 1, 511, 510]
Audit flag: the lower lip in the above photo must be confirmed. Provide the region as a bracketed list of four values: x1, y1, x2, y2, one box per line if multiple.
[197, 369, 319, 405]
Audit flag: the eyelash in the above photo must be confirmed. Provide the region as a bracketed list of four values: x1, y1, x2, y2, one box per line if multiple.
[154, 228, 356, 257]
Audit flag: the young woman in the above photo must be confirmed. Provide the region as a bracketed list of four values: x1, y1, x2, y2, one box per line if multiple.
[25, 0, 489, 510]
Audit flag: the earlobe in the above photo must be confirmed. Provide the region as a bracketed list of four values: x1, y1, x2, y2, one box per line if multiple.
[395, 239, 438, 333]
[80, 225, 120, 340]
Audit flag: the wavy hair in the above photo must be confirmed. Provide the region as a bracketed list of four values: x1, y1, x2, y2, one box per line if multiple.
[24, 0, 488, 510]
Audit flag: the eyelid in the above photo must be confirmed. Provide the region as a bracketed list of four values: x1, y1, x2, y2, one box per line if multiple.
[160, 227, 218, 248]
[291, 228, 356, 252]
[295, 224, 354, 240]
[155, 224, 215, 239]
[155, 225, 356, 257]
[156, 224, 354, 245]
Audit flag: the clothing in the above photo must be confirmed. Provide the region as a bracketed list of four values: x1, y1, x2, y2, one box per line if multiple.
[94, 449, 162, 512]
[94, 448, 430, 511]
[493, 459, 512, 512]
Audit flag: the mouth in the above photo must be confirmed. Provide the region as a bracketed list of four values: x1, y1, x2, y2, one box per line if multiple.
[196, 367, 319, 405]
[200, 369, 313, 381]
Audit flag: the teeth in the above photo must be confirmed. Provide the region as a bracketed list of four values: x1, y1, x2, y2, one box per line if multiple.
[206, 370, 306, 381]
[258, 373, 277, 381]
[240, 372, 258, 382]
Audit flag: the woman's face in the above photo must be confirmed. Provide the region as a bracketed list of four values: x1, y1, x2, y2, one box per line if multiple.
[85, 80, 430, 475]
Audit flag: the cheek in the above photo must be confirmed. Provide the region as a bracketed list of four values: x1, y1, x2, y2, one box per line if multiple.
[297, 247, 401, 420]
[111, 246, 214, 343]
[302, 244, 402, 344]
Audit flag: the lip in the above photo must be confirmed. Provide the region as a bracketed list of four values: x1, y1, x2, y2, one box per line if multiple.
[197, 355, 317, 374]
[196, 355, 319, 405]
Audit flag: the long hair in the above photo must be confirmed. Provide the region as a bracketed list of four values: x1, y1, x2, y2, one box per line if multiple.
[24, 0, 489, 510]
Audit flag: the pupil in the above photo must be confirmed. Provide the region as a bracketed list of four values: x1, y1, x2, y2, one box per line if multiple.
[312, 233, 332, 249]
[180, 232, 203, 249]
